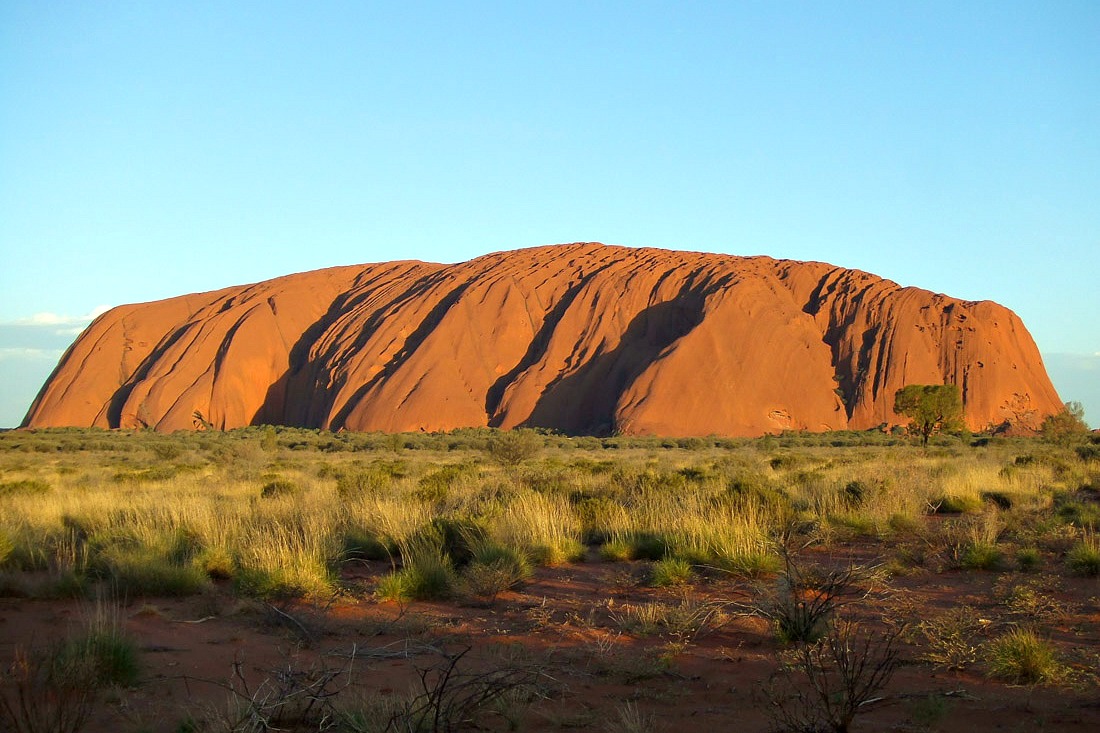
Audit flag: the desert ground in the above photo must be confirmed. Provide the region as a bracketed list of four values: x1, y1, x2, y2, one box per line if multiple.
[1, 427, 1098, 732]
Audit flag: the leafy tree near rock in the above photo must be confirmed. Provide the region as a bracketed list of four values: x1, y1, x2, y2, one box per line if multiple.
[893, 384, 964, 446]
[1040, 401, 1090, 446]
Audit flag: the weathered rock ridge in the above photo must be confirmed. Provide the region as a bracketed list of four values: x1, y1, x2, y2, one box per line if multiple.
[24, 243, 1062, 436]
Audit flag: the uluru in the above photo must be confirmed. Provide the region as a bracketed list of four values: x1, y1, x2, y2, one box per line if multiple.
[22, 243, 1063, 437]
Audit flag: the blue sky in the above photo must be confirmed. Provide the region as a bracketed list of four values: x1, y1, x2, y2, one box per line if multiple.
[1, 1, 1097, 428]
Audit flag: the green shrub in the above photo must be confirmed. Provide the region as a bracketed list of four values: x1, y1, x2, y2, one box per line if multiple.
[234, 565, 336, 600]
[415, 465, 469, 502]
[488, 430, 542, 465]
[112, 466, 176, 484]
[599, 539, 633, 562]
[426, 517, 487, 568]
[1066, 536, 1100, 576]
[648, 557, 693, 587]
[572, 494, 619, 543]
[374, 571, 415, 603]
[260, 478, 299, 498]
[377, 531, 457, 602]
[101, 550, 211, 597]
[193, 547, 235, 580]
[334, 468, 390, 498]
[57, 601, 140, 688]
[1015, 547, 1042, 571]
[887, 513, 922, 534]
[0, 479, 51, 496]
[727, 473, 788, 509]
[931, 494, 983, 514]
[960, 542, 1004, 571]
[629, 532, 670, 561]
[980, 491, 1013, 510]
[1075, 444, 1100, 462]
[342, 530, 393, 562]
[460, 544, 532, 600]
[528, 537, 585, 566]
[376, 556, 455, 602]
[713, 550, 781, 578]
[0, 529, 12, 566]
[840, 479, 885, 509]
[985, 629, 1064, 684]
[1055, 499, 1100, 529]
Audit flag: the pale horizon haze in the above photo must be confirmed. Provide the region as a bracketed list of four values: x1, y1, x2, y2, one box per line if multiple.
[2, 2, 1097, 428]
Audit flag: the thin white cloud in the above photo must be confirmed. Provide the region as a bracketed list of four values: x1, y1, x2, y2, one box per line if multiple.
[2, 305, 112, 328]
[0, 347, 64, 361]
[54, 326, 92, 336]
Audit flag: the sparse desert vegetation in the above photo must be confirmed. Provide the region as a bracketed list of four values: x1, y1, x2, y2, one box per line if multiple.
[1, 425, 1099, 731]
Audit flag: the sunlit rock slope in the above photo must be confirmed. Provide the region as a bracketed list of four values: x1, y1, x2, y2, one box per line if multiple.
[24, 243, 1062, 436]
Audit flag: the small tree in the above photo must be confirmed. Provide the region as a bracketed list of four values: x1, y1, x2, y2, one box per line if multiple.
[893, 384, 964, 446]
[487, 429, 542, 466]
[1040, 401, 1090, 446]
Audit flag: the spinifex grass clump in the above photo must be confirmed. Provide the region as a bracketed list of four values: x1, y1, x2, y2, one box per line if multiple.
[597, 485, 780, 574]
[0, 528, 12, 566]
[985, 628, 1065, 685]
[376, 529, 457, 602]
[459, 539, 533, 601]
[960, 542, 1004, 571]
[235, 519, 341, 599]
[648, 557, 693, 587]
[487, 490, 584, 565]
[61, 596, 140, 688]
[1065, 532, 1100, 576]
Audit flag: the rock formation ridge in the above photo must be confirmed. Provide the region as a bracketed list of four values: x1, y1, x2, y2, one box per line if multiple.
[23, 243, 1062, 436]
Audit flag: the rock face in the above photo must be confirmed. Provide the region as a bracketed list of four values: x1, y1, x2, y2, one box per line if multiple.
[23, 243, 1063, 436]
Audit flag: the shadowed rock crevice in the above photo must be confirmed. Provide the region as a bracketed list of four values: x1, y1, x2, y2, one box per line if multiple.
[521, 294, 707, 435]
[328, 281, 472, 430]
[485, 263, 619, 426]
[105, 323, 197, 428]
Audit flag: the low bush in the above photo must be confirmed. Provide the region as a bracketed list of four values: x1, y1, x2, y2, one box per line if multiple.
[376, 557, 455, 603]
[764, 622, 903, 733]
[260, 478, 299, 498]
[0, 646, 99, 733]
[1054, 497, 1100, 529]
[487, 430, 542, 465]
[747, 554, 869, 644]
[913, 605, 984, 671]
[57, 599, 140, 688]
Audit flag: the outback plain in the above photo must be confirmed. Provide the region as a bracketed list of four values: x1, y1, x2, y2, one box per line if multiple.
[1, 425, 1098, 732]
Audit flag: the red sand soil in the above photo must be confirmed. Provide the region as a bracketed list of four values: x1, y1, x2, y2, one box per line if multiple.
[24, 243, 1061, 437]
[3, 549, 1098, 732]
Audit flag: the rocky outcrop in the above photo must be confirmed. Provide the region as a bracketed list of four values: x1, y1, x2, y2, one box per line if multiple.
[23, 243, 1063, 436]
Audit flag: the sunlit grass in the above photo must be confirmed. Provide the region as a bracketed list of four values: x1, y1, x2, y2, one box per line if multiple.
[0, 427, 1093, 604]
